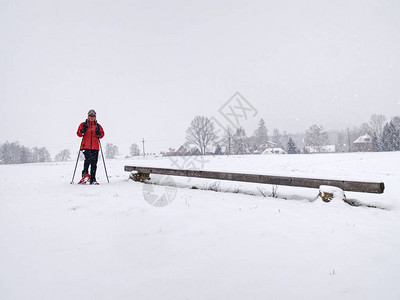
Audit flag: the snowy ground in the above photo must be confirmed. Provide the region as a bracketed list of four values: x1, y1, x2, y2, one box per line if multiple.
[1, 152, 400, 299]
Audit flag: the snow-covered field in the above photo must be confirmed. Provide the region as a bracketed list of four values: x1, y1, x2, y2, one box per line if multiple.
[1, 152, 400, 299]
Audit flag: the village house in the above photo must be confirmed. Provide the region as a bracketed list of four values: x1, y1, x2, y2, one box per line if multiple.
[305, 145, 336, 153]
[164, 144, 201, 156]
[256, 141, 279, 153]
[353, 134, 372, 152]
[262, 147, 287, 155]
[257, 141, 286, 155]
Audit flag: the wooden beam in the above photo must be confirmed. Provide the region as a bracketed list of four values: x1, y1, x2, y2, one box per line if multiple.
[124, 166, 385, 194]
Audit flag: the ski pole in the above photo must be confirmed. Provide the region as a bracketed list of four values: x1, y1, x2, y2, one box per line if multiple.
[98, 138, 110, 183]
[70, 138, 84, 184]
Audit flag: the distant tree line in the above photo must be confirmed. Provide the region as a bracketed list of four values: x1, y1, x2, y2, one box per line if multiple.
[0, 141, 72, 164]
[181, 114, 400, 155]
[0, 142, 52, 164]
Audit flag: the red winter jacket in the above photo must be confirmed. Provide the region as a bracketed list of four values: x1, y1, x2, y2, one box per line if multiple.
[77, 120, 105, 150]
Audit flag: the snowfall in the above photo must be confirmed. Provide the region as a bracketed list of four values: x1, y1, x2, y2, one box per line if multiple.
[1, 151, 400, 300]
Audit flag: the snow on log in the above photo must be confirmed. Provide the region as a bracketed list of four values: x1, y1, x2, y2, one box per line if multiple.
[318, 185, 346, 202]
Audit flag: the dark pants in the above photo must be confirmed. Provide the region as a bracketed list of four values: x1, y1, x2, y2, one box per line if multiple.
[82, 149, 99, 182]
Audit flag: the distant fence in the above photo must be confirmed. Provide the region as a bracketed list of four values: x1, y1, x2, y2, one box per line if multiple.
[124, 166, 385, 194]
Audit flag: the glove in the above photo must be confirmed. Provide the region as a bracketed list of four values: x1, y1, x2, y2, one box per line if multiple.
[95, 124, 101, 136]
[80, 121, 89, 134]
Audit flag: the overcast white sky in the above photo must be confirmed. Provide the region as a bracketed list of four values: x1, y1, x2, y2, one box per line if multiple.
[1, 0, 399, 156]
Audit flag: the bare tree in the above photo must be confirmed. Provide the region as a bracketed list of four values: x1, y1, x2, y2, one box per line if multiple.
[233, 127, 249, 154]
[130, 143, 140, 156]
[392, 116, 400, 130]
[305, 124, 329, 152]
[221, 125, 235, 155]
[55, 149, 71, 162]
[359, 122, 373, 136]
[0, 142, 22, 164]
[32, 147, 51, 162]
[370, 114, 386, 138]
[105, 143, 119, 159]
[186, 116, 217, 155]
[19, 146, 32, 163]
[271, 128, 289, 150]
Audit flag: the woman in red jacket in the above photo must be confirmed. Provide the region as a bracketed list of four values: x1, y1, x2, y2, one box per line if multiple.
[77, 109, 105, 184]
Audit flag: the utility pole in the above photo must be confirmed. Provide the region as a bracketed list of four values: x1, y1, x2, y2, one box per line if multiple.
[228, 135, 231, 156]
[347, 128, 351, 152]
[142, 138, 145, 158]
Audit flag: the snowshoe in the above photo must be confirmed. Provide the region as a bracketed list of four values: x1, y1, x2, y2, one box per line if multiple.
[78, 173, 91, 184]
